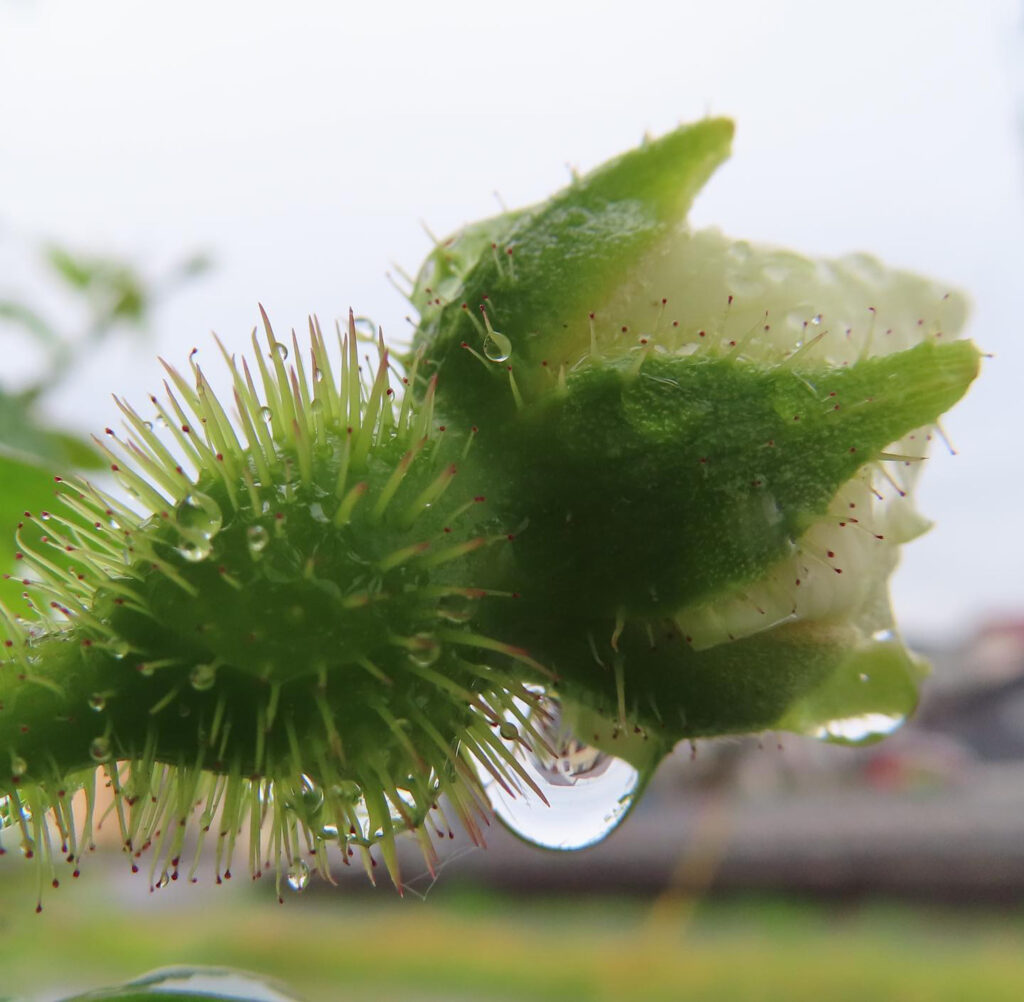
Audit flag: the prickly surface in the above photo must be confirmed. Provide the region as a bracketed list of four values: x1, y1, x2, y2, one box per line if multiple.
[0, 313, 548, 899]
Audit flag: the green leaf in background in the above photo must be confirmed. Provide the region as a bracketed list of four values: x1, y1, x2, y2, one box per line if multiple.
[0, 453, 63, 607]
[0, 298, 61, 349]
[0, 390, 102, 607]
[46, 245, 150, 327]
[0, 389, 103, 469]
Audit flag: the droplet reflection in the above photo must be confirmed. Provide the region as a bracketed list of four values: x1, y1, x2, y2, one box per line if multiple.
[481, 692, 642, 850]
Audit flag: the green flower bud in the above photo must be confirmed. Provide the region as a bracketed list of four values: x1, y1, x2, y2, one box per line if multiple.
[411, 119, 979, 752]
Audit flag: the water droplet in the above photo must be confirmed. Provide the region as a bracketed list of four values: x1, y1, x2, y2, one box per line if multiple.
[284, 774, 324, 826]
[110, 639, 131, 660]
[871, 628, 895, 643]
[810, 313, 822, 326]
[0, 793, 31, 830]
[482, 330, 512, 363]
[498, 721, 519, 741]
[89, 736, 112, 763]
[155, 870, 171, 889]
[11, 756, 27, 778]
[174, 491, 223, 541]
[811, 713, 905, 743]
[273, 342, 289, 361]
[286, 859, 310, 892]
[260, 405, 274, 424]
[88, 693, 107, 712]
[437, 594, 476, 624]
[299, 775, 324, 816]
[246, 525, 269, 556]
[858, 672, 870, 683]
[408, 634, 440, 668]
[137, 662, 156, 677]
[310, 397, 324, 415]
[177, 537, 212, 563]
[482, 693, 642, 850]
[189, 663, 217, 692]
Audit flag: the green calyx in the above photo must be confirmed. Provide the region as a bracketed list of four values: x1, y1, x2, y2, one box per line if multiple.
[0, 118, 980, 902]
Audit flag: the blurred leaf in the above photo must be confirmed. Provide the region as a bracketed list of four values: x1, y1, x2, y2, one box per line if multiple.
[0, 299, 59, 347]
[177, 252, 214, 279]
[0, 389, 99, 468]
[49, 429, 105, 470]
[0, 453, 59, 608]
[46, 244, 150, 329]
[46, 245, 96, 290]
[107, 273, 147, 324]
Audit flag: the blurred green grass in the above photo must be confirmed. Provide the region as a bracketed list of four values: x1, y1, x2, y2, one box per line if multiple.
[3, 861, 1024, 1002]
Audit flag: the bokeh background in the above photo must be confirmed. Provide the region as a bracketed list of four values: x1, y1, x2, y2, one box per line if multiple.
[2, 2, 1023, 1000]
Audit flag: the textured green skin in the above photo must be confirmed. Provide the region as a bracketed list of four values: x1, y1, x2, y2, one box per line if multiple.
[0, 432, 513, 791]
[486, 339, 979, 619]
[412, 118, 735, 421]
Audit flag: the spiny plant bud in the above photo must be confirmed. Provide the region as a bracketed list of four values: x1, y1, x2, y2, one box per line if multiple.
[0, 310, 552, 903]
[410, 118, 980, 753]
[0, 118, 982, 907]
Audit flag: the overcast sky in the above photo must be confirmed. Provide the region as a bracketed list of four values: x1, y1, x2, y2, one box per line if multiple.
[1, 0, 1021, 643]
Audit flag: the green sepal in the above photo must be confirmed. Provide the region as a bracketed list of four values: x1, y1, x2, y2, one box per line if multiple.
[412, 118, 734, 420]
[487, 337, 979, 620]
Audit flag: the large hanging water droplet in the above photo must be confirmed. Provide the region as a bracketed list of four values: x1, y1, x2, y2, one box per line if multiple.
[175, 491, 223, 541]
[88, 693, 107, 712]
[482, 693, 643, 850]
[246, 524, 269, 557]
[273, 342, 289, 361]
[482, 330, 512, 363]
[286, 859, 310, 892]
[89, 736, 112, 763]
[189, 663, 217, 692]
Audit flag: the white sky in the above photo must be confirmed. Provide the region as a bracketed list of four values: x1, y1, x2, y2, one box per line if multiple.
[1, 0, 1021, 643]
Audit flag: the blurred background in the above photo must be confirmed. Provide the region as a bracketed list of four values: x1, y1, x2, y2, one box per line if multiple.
[1, 1, 1023, 1000]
